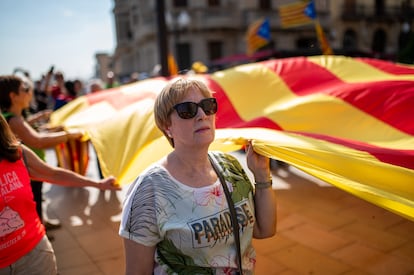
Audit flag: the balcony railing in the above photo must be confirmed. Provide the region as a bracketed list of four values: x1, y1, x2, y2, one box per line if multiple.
[341, 4, 413, 22]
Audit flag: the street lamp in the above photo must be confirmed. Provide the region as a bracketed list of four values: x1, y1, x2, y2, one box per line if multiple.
[156, 0, 169, 76]
[166, 10, 191, 70]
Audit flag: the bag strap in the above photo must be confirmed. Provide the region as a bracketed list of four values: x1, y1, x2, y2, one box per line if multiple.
[208, 153, 243, 275]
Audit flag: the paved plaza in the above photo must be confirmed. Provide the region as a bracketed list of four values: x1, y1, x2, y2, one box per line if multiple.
[43, 147, 414, 275]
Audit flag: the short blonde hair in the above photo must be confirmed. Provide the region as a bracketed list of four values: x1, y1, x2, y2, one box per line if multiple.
[154, 78, 213, 147]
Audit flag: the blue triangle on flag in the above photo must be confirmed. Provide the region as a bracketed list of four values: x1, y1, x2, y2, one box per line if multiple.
[304, 0, 317, 19]
[257, 18, 271, 40]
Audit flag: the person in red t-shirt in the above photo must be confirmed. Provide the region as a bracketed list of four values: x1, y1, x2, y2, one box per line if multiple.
[0, 115, 121, 274]
[0, 74, 83, 237]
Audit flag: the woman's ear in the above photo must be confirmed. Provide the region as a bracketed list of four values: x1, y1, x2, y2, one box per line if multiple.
[9, 91, 18, 101]
[165, 127, 172, 138]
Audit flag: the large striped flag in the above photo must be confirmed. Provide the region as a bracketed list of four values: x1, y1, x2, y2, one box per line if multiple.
[50, 55, 414, 222]
[279, 0, 315, 28]
[245, 17, 271, 55]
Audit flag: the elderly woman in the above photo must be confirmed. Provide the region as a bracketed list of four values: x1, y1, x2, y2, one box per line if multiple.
[119, 78, 277, 274]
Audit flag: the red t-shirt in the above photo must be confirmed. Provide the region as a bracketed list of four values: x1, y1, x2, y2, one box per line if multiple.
[0, 155, 45, 267]
[50, 85, 62, 99]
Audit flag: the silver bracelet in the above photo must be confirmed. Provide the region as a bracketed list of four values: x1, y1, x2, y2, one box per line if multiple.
[254, 180, 272, 189]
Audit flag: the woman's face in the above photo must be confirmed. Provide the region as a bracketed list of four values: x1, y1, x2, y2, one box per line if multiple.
[167, 87, 216, 149]
[12, 83, 33, 109]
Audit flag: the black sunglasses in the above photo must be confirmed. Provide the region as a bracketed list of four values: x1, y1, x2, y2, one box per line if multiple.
[172, 98, 218, 119]
[19, 86, 30, 93]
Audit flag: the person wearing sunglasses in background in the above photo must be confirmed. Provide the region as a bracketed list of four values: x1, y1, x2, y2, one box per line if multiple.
[119, 78, 277, 274]
[0, 114, 120, 275]
[0, 75, 83, 239]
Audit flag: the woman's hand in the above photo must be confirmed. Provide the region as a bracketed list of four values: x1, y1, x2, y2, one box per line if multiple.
[38, 109, 52, 120]
[65, 129, 83, 140]
[245, 140, 271, 182]
[97, 176, 122, 191]
[39, 124, 64, 132]
[245, 140, 277, 239]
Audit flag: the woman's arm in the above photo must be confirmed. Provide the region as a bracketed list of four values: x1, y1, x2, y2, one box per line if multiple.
[245, 141, 277, 239]
[23, 145, 120, 190]
[8, 116, 82, 149]
[123, 239, 156, 275]
[26, 109, 52, 125]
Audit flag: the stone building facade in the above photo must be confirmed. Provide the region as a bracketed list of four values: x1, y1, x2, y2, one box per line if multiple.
[96, 0, 413, 81]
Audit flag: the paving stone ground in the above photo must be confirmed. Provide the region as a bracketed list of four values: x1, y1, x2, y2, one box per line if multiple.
[43, 148, 414, 275]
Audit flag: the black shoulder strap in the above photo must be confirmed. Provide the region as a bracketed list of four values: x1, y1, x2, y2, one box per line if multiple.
[208, 152, 243, 275]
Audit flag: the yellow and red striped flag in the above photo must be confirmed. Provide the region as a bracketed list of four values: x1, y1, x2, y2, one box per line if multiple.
[245, 17, 271, 55]
[279, 0, 315, 28]
[51, 56, 414, 221]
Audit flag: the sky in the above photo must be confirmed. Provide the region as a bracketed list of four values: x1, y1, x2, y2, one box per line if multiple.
[0, 0, 116, 81]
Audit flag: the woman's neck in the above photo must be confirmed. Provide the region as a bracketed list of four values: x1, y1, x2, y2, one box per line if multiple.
[6, 106, 23, 117]
[165, 148, 216, 187]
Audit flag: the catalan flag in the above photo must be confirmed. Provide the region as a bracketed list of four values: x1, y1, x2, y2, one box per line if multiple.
[279, 0, 315, 28]
[246, 17, 271, 55]
[51, 55, 414, 222]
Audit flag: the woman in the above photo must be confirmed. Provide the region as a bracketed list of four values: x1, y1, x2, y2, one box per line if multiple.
[0, 114, 121, 274]
[119, 78, 277, 274]
[0, 75, 82, 231]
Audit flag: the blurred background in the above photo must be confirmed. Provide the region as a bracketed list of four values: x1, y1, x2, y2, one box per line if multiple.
[1, 0, 413, 86]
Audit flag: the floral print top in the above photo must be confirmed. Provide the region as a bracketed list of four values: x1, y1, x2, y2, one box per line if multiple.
[119, 151, 256, 275]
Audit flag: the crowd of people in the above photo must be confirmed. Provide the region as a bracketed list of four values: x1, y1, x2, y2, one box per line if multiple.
[0, 69, 122, 274]
[1, 66, 278, 274]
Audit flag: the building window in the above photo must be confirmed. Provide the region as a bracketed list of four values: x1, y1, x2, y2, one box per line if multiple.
[131, 6, 139, 26]
[208, 0, 220, 7]
[375, 0, 385, 16]
[344, 0, 356, 14]
[315, 0, 329, 10]
[399, 23, 412, 50]
[208, 41, 223, 60]
[117, 15, 132, 42]
[372, 29, 387, 54]
[258, 0, 271, 10]
[176, 43, 191, 71]
[174, 0, 187, 7]
[296, 37, 317, 50]
[343, 29, 357, 50]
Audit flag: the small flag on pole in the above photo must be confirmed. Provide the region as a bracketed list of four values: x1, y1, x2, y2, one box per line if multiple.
[279, 0, 315, 28]
[279, 1, 333, 54]
[246, 18, 271, 55]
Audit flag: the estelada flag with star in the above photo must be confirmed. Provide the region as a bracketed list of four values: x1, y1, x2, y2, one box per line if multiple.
[246, 17, 271, 55]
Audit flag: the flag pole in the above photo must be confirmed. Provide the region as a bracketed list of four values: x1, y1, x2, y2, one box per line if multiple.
[156, 0, 170, 76]
[314, 19, 333, 55]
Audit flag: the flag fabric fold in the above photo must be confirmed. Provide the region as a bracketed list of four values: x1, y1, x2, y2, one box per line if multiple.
[50, 55, 414, 221]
